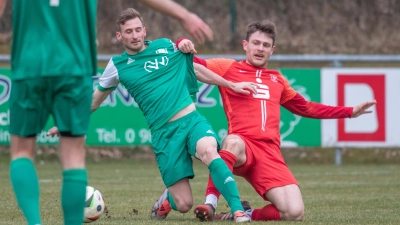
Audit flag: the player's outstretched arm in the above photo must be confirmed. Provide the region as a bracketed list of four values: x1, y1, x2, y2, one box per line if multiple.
[351, 100, 377, 118]
[136, 0, 213, 44]
[282, 93, 377, 119]
[194, 63, 257, 95]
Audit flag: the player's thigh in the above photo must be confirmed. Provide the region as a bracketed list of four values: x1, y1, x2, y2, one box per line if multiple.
[152, 119, 194, 188]
[9, 78, 49, 136]
[233, 139, 298, 200]
[187, 112, 220, 158]
[266, 184, 304, 214]
[51, 76, 92, 136]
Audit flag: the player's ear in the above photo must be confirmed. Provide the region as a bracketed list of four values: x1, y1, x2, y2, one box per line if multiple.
[143, 27, 146, 37]
[242, 40, 248, 51]
[271, 45, 276, 54]
[116, 32, 122, 41]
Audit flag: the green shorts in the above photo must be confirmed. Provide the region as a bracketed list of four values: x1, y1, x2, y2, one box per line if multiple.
[9, 76, 92, 137]
[152, 111, 220, 187]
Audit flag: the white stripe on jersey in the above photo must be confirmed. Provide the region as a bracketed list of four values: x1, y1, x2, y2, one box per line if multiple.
[261, 100, 267, 131]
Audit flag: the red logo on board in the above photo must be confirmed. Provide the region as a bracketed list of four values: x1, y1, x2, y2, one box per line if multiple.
[337, 75, 385, 141]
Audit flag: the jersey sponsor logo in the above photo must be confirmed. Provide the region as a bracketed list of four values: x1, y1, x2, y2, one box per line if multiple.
[252, 84, 270, 99]
[270, 74, 278, 82]
[224, 176, 234, 184]
[144, 56, 169, 72]
[239, 70, 247, 73]
[156, 48, 168, 54]
[127, 58, 135, 65]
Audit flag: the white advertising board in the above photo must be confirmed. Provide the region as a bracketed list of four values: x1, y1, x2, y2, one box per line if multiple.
[321, 68, 400, 147]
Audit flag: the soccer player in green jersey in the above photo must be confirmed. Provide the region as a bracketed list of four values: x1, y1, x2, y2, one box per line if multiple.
[92, 8, 254, 222]
[5, 1, 96, 225]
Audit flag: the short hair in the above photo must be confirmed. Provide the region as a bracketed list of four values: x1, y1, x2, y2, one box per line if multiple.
[245, 20, 277, 45]
[116, 8, 144, 31]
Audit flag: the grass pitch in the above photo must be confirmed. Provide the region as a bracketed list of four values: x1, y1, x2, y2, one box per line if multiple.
[0, 157, 399, 225]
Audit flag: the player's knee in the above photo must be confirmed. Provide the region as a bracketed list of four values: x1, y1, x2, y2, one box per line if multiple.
[198, 146, 218, 164]
[286, 206, 304, 221]
[175, 198, 193, 213]
[222, 135, 244, 156]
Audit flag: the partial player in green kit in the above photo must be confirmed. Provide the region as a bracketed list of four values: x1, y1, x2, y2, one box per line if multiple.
[5, 1, 96, 225]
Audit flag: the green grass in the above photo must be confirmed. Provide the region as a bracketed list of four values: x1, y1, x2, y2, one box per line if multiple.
[0, 158, 399, 225]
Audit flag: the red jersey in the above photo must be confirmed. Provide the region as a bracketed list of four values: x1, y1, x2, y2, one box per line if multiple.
[199, 58, 353, 148]
[204, 58, 296, 145]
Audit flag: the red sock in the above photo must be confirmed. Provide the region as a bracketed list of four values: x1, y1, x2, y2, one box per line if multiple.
[251, 204, 281, 221]
[205, 150, 237, 198]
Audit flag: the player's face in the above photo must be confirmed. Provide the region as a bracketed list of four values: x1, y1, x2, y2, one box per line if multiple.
[116, 17, 147, 54]
[242, 31, 276, 68]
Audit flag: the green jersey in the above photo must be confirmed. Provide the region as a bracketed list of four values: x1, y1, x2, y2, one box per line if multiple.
[11, 0, 97, 80]
[98, 38, 198, 131]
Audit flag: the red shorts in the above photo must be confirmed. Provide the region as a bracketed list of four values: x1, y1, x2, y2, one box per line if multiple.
[232, 135, 298, 201]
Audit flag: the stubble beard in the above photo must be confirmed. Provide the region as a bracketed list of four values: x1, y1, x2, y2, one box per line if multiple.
[125, 41, 143, 54]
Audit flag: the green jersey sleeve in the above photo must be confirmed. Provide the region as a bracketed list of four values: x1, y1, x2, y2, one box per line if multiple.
[98, 59, 120, 91]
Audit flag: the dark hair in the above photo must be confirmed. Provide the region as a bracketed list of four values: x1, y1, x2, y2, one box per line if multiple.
[116, 8, 144, 31]
[245, 20, 276, 45]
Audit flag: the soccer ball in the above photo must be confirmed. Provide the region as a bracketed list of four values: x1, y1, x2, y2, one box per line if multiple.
[83, 186, 105, 223]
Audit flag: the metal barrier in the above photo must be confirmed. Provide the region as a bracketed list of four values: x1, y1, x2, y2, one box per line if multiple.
[1, 54, 400, 67]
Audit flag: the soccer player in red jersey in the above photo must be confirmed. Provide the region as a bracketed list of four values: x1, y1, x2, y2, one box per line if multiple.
[177, 20, 376, 222]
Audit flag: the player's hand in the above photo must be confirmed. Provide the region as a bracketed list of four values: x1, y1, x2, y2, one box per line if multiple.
[47, 126, 60, 137]
[352, 100, 377, 118]
[178, 39, 197, 54]
[231, 82, 258, 95]
[179, 13, 213, 44]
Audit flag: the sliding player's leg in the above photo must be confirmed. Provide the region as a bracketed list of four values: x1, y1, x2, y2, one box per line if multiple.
[216, 140, 303, 221]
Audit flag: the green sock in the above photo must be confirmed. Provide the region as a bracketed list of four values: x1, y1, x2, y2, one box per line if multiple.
[62, 169, 88, 225]
[10, 158, 42, 225]
[167, 191, 177, 211]
[209, 158, 244, 213]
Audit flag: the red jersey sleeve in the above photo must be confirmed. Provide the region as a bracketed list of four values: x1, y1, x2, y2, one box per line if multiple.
[176, 37, 188, 47]
[205, 58, 236, 77]
[194, 56, 207, 66]
[282, 93, 353, 119]
[279, 74, 298, 104]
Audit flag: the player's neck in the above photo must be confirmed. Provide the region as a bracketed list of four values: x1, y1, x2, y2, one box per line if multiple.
[244, 60, 268, 69]
[125, 44, 148, 55]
